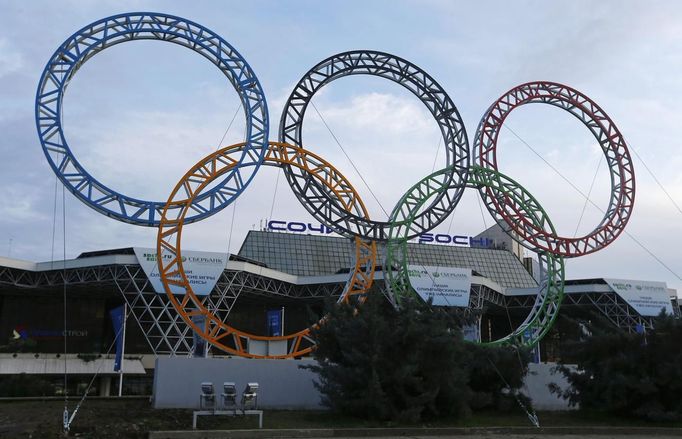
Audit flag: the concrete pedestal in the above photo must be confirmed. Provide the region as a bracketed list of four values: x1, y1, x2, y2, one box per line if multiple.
[152, 357, 322, 409]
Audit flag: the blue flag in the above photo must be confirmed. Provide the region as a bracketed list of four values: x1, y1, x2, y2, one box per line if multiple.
[192, 314, 207, 358]
[267, 309, 282, 337]
[522, 328, 541, 364]
[110, 306, 125, 372]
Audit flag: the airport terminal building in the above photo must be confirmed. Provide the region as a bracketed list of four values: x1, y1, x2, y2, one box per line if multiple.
[0, 226, 679, 396]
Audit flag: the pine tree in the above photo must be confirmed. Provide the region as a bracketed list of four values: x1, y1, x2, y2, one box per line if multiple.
[304, 293, 530, 422]
[551, 312, 682, 421]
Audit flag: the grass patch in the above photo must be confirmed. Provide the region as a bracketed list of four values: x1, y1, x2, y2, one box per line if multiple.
[0, 398, 680, 439]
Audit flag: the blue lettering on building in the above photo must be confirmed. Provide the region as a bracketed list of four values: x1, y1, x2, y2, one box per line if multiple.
[267, 220, 335, 235]
[415, 232, 493, 248]
[267, 220, 493, 248]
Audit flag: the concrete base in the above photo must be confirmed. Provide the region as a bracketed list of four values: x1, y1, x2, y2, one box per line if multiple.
[98, 376, 112, 396]
[153, 357, 322, 409]
[153, 357, 574, 411]
[523, 363, 575, 411]
[193, 409, 263, 429]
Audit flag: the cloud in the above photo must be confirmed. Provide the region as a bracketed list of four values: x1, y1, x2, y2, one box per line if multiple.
[310, 92, 435, 134]
[63, 109, 243, 201]
[1, 1, 681, 296]
[0, 39, 24, 79]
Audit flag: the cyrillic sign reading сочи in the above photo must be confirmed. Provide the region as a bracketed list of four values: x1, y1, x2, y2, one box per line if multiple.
[267, 219, 494, 248]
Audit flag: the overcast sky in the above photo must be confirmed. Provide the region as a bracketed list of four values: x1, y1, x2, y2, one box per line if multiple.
[0, 0, 681, 295]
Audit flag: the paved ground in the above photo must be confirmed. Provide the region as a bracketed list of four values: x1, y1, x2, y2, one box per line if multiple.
[331, 436, 682, 439]
[149, 430, 682, 439]
[2, 399, 681, 439]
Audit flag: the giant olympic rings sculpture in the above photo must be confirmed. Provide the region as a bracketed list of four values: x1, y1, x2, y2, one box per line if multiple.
[36, 13, 635, 357]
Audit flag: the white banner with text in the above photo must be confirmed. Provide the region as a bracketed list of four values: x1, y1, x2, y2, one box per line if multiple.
[604, 278, 673, 316]
[407, 265, 471, 307]
[133, 247, 228, 296]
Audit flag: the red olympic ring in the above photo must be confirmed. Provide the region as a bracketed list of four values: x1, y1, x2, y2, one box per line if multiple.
[474, 81, 635, 257]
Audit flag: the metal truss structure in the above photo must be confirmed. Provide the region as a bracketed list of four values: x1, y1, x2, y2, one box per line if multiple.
[29, 14, 642, 355]
[504, 291, 658, 333]
[279, 50, 470, 241]
[36, 12, 269, 226]
[0, 264, 122, 288]
[116, 265, 343, 355]
[444, 284, 674, 335]
[0, 262, 677, 354]
[0, 262, 343, 356]
[385, 166, 565, 347]
[156, 142, 377, 358]
[474, 81, 635, 257]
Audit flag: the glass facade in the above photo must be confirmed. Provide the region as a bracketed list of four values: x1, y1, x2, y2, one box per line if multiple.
[237, 231, 353, 277]
[238, 230, 537, 289]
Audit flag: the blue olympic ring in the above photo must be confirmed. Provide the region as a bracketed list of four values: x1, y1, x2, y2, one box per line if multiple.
[35, 12, 269, 226]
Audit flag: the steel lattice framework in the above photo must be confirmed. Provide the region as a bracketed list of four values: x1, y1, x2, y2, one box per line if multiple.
[490, 289, 673, 334]
[385, 166, 565, 347]
[157, 142, 377, 358]
[35, 12, 268, 226]
[0, 262, 345, 356]
[474, 82, 635, 257]
[116, 265, 345, 355]
[32, 13, 642, 355]
[3, 262, 674, 355]
[278, 50, 470, 241]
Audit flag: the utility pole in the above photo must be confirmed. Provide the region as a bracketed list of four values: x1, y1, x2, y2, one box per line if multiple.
[281, 306, 285, 336]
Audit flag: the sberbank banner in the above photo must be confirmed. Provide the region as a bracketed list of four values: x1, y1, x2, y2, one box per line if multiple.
[407, 265, 471, 307]
[604, 278, 674, 317]
[133, 247, 228, 296]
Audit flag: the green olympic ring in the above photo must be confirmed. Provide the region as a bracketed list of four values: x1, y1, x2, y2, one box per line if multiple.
[385, 166, 565, 347]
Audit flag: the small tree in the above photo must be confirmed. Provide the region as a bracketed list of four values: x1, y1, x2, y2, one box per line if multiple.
[551, 313, 682, 421]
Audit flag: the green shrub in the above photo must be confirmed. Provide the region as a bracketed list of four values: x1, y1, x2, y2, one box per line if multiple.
[551, 313, 682, 421]
[303, 293, 530, 422]
[0, 373, 54, 397]
[467, 343, 532, 412]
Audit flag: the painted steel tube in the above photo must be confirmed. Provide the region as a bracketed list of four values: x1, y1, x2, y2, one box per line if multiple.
[36, 12, 269, 226]
[279, 50, 470, 241]
[474, 81, 635, 257]
[384, 166, 565, 347]
[157, 142, 376, 358]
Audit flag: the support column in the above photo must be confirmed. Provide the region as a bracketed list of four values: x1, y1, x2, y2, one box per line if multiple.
[99, 376, 112, 396]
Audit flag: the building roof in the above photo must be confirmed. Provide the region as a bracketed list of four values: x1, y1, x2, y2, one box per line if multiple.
[238, 230, 538, 289]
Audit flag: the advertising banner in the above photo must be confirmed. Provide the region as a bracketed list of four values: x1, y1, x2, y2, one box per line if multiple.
[133, 247, 228, 296]
[462, 321, 481, 342]
[407, 265, 471, 307]
[604, 278, 674, 317]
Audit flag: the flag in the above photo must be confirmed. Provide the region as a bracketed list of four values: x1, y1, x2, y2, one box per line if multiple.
[192, 314, 207, 358]
[109, 305, 125, 372]
[267, 309, 282, 336]
[522, 328, 541, 364]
